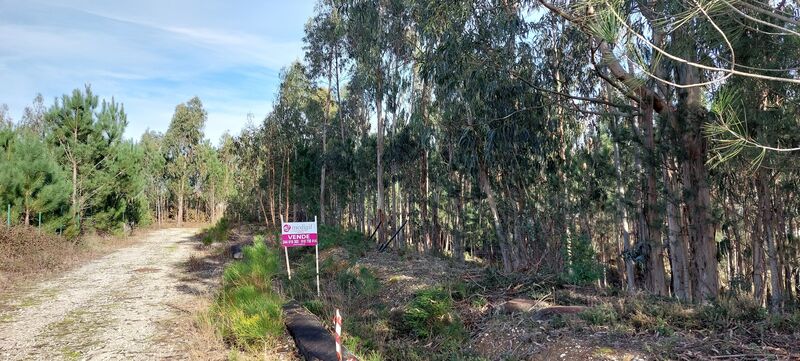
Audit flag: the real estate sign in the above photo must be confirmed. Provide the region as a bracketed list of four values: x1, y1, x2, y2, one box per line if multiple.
[281, 221, 318, 247]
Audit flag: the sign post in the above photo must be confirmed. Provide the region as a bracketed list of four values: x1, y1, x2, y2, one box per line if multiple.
[280, 216, 320, 295]
[280, 215, 292, 280]
[314, 216, 320, 297]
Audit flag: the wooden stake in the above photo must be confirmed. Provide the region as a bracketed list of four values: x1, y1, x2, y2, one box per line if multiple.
[315, 216, 320, 297]
[281, 215, 291, 280]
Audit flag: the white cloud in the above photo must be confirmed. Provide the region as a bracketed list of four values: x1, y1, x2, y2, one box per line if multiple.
[0, 0, 314, 145]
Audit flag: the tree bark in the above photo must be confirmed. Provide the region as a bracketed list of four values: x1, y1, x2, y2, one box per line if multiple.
[611, 117, 636, 293]
[478, 160, 512, 273]
[664, 158, 690, 301]
[758, 169, 782, 312]
[376, 71, 386, 245]
[640, 94, 668, 296]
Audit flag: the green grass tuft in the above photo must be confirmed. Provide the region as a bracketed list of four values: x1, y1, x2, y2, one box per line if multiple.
[400, 287, 466, 343]
[579, 304, 619, 325]
[206, 240, 285, 347]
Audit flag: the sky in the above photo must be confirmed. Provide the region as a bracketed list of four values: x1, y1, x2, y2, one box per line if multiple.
[0, 0, 316, 144]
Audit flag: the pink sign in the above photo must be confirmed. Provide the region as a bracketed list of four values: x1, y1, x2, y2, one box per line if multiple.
[281, 221, 318, 247]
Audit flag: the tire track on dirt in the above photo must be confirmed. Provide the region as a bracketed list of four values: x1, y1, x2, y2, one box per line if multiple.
[0, 228, 205, 360]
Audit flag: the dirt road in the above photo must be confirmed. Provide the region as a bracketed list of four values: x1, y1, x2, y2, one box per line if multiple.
[0, 228, 212, 360]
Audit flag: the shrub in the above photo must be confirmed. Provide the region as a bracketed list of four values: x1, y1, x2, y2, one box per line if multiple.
[579, 304, 618, 325]
[699, 296, 767, 329]
[201, 217, 230, 245]
[401, 288, 466, 342]
[318, 225, 369, 258]
[768, 311, 800, 333]
[336, 267, 380, 298]
[211, 284, 284, 346]
[562, 235, 603, 285]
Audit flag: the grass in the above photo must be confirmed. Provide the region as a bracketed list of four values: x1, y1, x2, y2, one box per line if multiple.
[579, 304, 618, 326]
[201, 218, 230, 245]
[60, 346, 81, 360]
[204, 241, 285, 349]
[318, 225, 370, 258]
[400, 288, 465, 340]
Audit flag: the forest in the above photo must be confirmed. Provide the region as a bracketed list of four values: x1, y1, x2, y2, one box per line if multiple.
[0, 89, 231, 237]
[2, 0, 799, 313]
[224, 0, 800, 312]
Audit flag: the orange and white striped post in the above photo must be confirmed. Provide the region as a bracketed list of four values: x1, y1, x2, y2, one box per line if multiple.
[334, 309, 342, 361]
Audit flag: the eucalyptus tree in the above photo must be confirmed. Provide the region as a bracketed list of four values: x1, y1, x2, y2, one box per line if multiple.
[164, 97, 207, 226]
[305, 0, 347, 225]
[340, 0, 395, 244]
[20, 94, 46, 137]
[140, 130, 167, 224]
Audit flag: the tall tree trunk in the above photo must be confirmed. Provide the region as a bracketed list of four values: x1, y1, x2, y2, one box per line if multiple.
[752, 182, 767, 305]
[285, 151, 291, 221]
[178, 180, 185, 226]
[454, 173, 465, 263]
[376, 71, 385, 246]
[420, 77, 431, 252]
[320, 72, 331, 225]
[611, 116, 636, 293]
[758, 169, 782, 312]
[664, 158, 690, 301]
[478, 160, 512, 273]
[639, 95, 667, 295]
[269, 162, 276, 226]
[674, 62, 720, 302]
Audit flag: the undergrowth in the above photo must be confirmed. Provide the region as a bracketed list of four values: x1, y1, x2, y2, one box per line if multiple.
[400, 287, 467, 342]
[200, 217, 230, 245]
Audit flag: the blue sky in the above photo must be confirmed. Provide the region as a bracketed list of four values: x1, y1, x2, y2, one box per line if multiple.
[0, 0, 316, 144]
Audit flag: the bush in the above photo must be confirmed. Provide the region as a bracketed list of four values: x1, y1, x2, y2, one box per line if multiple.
[318, 225, 369, 258]
[562, 235, 603, 285]
[401, 288, 466, 342]
[699, 296, 767, 329]
[579, 304, 618, 325]
[768, 311, 800, 333]
[336, 267, 380, 298]
[211, 284, 285, 346]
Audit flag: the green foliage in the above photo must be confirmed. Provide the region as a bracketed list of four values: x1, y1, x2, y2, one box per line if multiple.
[201, 217, 230, 245]
[562, 235, 603, 286]
[400, 288, 466, 343]
[0, 130, 70, 227]
[44, 86, 146, 232]
[699, 296, 767, 330]
[579, 304, 618, 326]
[336, 267, 380, 298]
[164, 97, 207, 223]
[318, 225, 369, 258]
[209, 241, 284, 347]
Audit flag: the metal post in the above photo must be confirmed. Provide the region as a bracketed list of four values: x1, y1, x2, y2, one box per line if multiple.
[6, 204, 10, 226]
[38, 213, 41, 228]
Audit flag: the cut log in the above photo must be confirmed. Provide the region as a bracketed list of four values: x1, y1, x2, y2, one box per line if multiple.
[501, 298, 551, 314]
[283, 300, 358, 361]
[532, 306, 587, 321]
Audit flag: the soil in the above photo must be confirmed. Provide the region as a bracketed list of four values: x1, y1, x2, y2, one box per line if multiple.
[0, 227, 223, 360]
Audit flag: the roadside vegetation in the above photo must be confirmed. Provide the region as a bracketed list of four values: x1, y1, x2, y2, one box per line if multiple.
[200, 217, 231, 245]
[0, 225, 138, 289]
[202, 237, 285, 349]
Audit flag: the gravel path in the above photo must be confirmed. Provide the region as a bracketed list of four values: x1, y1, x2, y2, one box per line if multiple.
[0, 228, 206, 360]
